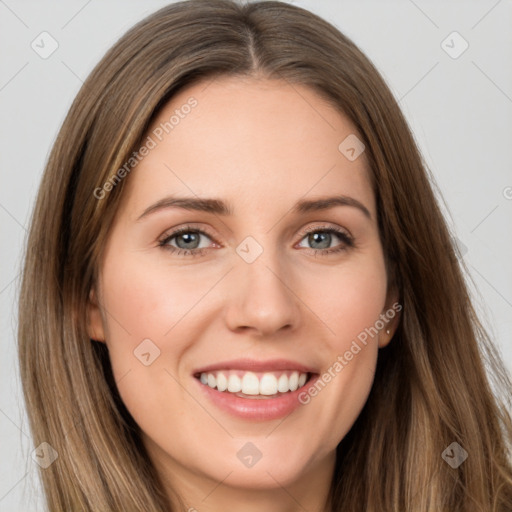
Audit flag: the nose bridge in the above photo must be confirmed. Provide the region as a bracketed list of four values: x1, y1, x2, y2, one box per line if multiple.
[224, 234, 299, 335]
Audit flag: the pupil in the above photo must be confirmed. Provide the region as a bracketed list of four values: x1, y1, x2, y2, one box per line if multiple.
[309, 232, 330, 249]
[177, 232, 199, 249]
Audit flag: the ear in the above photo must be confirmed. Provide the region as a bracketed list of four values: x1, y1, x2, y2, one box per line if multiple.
[378, 283, 401, 349]
[87, 287, 106, 343]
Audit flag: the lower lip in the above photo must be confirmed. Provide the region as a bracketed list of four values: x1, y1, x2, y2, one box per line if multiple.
[194, 375, 318, 421]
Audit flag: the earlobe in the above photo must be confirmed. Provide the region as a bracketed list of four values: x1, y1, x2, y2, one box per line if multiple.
[378, 286, 401, 348]
[87, 288, 106, 343]
[378, 325, 396, 348]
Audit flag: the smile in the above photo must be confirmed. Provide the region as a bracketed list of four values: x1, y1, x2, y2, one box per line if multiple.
[193, 359, 319, 420]
[197, 370, 309, 397]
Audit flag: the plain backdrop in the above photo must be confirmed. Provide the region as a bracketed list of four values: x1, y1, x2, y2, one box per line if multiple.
[1, 1, 511, 509]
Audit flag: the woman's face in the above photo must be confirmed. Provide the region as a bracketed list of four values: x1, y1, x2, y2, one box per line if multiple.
[88, 76, 398, 503]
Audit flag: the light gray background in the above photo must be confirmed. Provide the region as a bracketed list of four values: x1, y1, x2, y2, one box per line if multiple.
[1, 1, 511, 509]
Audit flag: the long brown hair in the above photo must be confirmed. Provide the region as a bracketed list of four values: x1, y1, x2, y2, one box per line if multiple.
[18, 0, 512, 510]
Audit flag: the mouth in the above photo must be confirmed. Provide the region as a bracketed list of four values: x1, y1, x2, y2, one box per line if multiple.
[192, 359, 319, 420]
[194, 370, 312, 399]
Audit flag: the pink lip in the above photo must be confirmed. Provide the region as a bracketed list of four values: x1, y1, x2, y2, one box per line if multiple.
[195, 379, 317, 420]
[193, 358, 317, 375]
[192, 359, 319, 421]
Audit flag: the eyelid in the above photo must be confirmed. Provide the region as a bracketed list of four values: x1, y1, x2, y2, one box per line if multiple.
[159, 222, 351, 243]
[294, 223, 355, 254]
[158, 221, 354, 256]
[158, 223, 220, 245]
[296, 222, 353, 239]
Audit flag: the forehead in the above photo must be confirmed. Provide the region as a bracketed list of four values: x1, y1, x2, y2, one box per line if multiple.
[119, 76, 374, 221]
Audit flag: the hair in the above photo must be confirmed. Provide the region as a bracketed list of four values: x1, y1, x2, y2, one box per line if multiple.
[18, 0, 512, 510]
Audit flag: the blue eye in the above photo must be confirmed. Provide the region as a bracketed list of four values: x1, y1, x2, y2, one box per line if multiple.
[159, 226, 213, 257]
[297, 227, 354, 255]
[158, 225, 354, 257]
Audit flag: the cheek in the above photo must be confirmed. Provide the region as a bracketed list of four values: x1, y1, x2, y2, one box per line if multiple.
[307, 250, 388, 344]
[97, 254, 197, 437]
[296, 251, 387, 441]
[99, 250, 211, 348]
[96, 252, 197, 402]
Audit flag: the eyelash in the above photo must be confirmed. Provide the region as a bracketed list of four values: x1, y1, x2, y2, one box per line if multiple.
[158, 224, 355, 258]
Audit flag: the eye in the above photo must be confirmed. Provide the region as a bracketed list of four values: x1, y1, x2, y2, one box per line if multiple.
[296, 226, 354, 256]
[158, 224, 355, 258]
[158, 225, 216, 257]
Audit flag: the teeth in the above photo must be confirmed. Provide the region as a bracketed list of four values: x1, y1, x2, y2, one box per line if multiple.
[289, 371, 299, 391]
[277, 374, 289, 393]
[216, 372, 228, 392]
[259, 374, 277, 395]
[227, 374, 242, 393]
[199, 370, 309, 395]
[241, 372, 260, 395]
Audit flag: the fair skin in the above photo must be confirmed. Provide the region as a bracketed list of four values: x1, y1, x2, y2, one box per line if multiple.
[88, 76, 399, 512]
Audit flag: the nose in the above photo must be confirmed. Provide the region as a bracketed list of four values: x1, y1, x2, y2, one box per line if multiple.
[224, 247, 301, 337]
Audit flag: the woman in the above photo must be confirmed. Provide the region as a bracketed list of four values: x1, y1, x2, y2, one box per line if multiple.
[18, 0, 512, 510]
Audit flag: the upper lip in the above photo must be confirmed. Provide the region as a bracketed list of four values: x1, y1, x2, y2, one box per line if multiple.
[193, 358, 318, 375]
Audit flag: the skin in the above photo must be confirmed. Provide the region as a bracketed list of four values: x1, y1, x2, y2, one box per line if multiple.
[88, 75, 400, 512]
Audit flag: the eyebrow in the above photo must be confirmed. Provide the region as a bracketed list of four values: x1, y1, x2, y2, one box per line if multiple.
[136, 194, 372, 221]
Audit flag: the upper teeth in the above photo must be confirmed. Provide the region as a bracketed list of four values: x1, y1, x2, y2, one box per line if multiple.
[199, 370, 308, 395]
